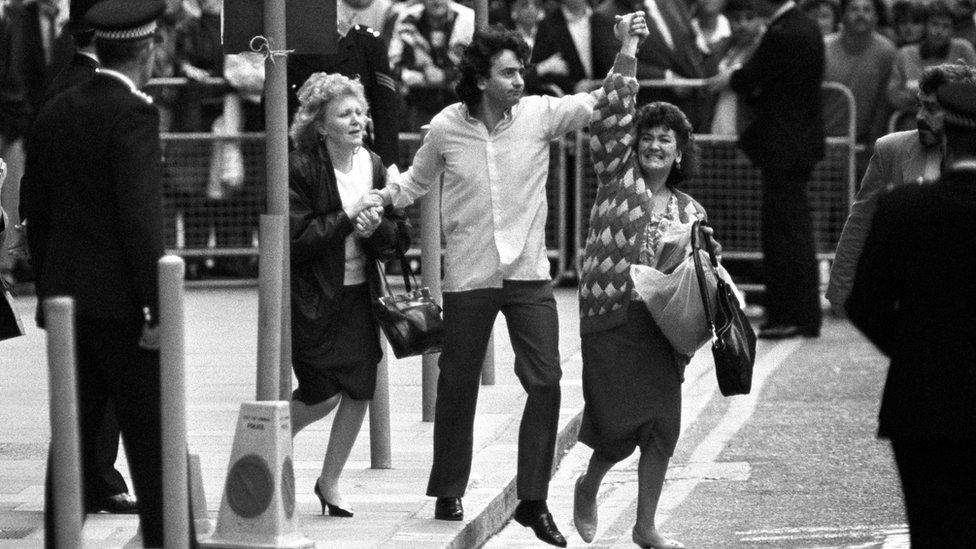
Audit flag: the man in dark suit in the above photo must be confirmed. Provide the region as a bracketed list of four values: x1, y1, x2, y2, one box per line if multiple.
[0, 0, 71, 284]
[596, 0, 707, 122]
[721, 0, 826, 339]
[846, 79, 976, 547]
[20, 0, 171, 545]
[288, 22, 399, 167]
[38, 0, 139, 516]
[526, 0, 616, 96]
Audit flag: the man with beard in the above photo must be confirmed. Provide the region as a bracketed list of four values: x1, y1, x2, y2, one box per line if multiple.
[828, 62, 976, 312]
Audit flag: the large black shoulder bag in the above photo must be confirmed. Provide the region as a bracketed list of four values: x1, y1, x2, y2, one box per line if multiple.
[692, 222, 756, 396]
[374, 250, 443, 359]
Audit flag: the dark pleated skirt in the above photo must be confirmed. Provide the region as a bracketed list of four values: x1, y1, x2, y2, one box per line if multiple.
[579, 301, 682, 461]
[292, 283, 381, 404]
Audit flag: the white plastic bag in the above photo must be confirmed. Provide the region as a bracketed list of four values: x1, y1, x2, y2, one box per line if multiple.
[631, 255, 746, 355]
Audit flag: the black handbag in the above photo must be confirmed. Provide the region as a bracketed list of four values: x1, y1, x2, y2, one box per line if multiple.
[0, 276, 25, 341]
[692, 221, 756, 396]
[373, 250, 443, 359]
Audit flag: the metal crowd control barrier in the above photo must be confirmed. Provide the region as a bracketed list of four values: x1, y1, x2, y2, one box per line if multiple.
[572, 79, 857, 288]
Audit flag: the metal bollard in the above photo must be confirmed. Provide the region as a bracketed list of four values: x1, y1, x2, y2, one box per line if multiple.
[481, 335, 495, 385]
[44, 297, 83, 549]
[159, 256, 190, 549]
[369, 333, 392, 468]
[256, 214, 285, 401]
[420, 165, 442, 422]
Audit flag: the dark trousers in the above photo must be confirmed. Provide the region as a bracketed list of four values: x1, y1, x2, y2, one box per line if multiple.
[760, 167, 822, 329]
[892, 438, 976, 548]
[45, 317, 164, 547]
[87, 403, 129, 504]
[426, 281, 562, 501]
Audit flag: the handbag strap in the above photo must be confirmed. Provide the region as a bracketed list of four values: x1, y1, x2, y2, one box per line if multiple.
[379, 248, 419, 296]
[691, 220, 715, 333]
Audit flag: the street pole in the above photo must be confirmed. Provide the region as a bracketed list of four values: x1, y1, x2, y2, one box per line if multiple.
[473, 0, 495, 387]
[260, 0, 292, 401]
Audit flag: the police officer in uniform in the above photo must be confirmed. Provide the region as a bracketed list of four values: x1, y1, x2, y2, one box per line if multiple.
[287, 21, 399, 167]
[20, 0, 182, 545]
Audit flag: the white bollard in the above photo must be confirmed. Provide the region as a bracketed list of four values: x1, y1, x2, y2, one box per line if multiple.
[419, 170, 442, 423]
[257, 214, 285, 401]
[369, 333, 391, 468]
[160, 255, 190, 549]
[44, 297, 83, 549]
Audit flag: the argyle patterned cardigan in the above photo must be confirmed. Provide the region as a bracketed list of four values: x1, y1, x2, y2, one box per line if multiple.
[578, 53, 707, 336]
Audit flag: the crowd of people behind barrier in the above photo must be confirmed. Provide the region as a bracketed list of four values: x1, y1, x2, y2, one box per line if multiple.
[1, 0, 974, 284]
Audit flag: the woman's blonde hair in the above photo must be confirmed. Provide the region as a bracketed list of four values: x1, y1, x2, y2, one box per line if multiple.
[289, 72, 368, 150]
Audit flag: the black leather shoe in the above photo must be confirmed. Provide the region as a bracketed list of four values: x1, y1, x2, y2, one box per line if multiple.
[757, 324, 819, 339]
[513, 501, 567, 548]
[434, 497, 463, 521]
[87, 492, 138, 514]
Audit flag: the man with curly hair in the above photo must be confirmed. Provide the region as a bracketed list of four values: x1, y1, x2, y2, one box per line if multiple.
[376, 21, 642, 547]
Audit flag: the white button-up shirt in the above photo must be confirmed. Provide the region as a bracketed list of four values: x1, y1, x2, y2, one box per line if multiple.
[390, 93, 595, 291]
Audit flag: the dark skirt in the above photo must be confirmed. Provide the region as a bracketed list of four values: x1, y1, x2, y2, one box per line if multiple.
[579, 301, 682, 461]
[292, 283, 382, 404]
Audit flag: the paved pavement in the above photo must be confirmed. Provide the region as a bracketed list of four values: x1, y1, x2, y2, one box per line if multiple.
[0, 284, 905, 548]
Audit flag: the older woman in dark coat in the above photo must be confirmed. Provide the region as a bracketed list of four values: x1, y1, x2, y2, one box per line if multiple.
[288, 72, 410, 517]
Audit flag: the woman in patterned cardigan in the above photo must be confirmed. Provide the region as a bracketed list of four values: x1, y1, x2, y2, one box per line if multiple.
[573, 13, 716, 549]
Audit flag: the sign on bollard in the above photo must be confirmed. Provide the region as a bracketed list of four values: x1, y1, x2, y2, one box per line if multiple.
[201, 402, 313, 549]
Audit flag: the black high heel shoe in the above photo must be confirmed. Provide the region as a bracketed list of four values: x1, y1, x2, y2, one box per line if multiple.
[313, 481, 354, 517]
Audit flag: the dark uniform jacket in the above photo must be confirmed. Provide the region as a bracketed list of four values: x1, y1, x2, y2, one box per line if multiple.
[21, 72, 164, 324]
[289, 142, 410, 360]
[527, 6, 617, 95]
[730, 5, 825, 170]
[44, 51, 99, 103]
[846, 164, 976, 440]
[287, 26, 400, 167]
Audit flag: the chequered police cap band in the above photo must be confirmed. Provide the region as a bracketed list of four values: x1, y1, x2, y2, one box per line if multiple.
[95, 20, 157, 40]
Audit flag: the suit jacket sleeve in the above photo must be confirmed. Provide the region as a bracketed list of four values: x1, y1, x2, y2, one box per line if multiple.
[729, 23, 788, 100]
[846, 190, 902, 357]
[826, 137, 893, 307]
[360, 31, 400, 167]
[289, 154, 354, 266]
[112, 104, 165, 324]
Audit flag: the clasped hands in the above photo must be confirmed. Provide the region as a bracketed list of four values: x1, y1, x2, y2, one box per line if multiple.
[347, 191, 386, 237]
[614, 11, 650, 45]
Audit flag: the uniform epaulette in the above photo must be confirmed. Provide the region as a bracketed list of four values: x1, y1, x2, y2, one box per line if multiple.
[352, 24, 382, 39]
[134, 89, 153, 104]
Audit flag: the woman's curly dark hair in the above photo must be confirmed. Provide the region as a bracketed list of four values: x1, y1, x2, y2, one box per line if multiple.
[634, 101, 698, 187]
[455, 25, 531, 111]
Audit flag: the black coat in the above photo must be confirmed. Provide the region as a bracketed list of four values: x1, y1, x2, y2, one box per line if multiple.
[21, 73, 164, 324]
[730, 6, 825, 170]
[846, 165, 976, 440]
[526, 7, 616, 95]
[289, 143, 410, 359]
[44, 51, 99, 103]
[287, 26, 400, 167]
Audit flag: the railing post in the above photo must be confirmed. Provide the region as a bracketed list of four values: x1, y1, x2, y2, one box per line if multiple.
[44, 297, 83, 549]
[159, 256, 190, 549]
